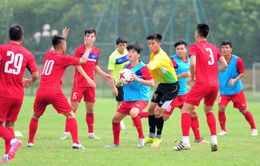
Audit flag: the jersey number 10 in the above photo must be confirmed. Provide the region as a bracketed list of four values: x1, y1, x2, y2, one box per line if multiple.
[4, 51, 23, 75]
[42, 60, 54, 75]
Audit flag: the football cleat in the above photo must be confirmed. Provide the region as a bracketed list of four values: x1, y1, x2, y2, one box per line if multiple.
[0, 155, 9, 163]
[251, 129, 258, 136]
[27, 142, 34, 147]
[8, 140, 22, 160]
[137, 138, 145, 148]
[173, 141, 190, 151]
[194, 137, 210, 144]
[217, 130, 227, 136]
[88, 133, 100, 140]
[144, 137, 154, 144]
[151, 138, 162, 148]
[60, 132, 70, 140]
[104, 144, 119, 148]
[211, 144, 218, 152]
[72, 143, 85, 150]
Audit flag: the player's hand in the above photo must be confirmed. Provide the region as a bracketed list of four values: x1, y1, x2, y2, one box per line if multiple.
[62, 27, 70, 39]
[187, 78, 195, 87]
[23, 78, 32, 88]
[87, 78, 96, 88]
[228, 79, 235, 86]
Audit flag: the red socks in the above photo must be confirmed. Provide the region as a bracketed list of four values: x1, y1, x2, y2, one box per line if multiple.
[218, 111, 226, 131]
[138, 112, 148, 118]
[112, 122, 120, 145]
[191, 116, 201, 140]
[28, 118, 39, 143]
[64, 118, 70, 133]
[181, 113, 191, 136]
[86, 113, 94, 133]
[67, 118, 79, 144]
[206, 112, 217, 135]
[243, 111, 256, 129]
[132, 116, 144, 138]
[0, 126, 14, 155]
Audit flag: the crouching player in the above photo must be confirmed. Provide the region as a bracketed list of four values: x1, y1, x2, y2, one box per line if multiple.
[107, 42, 155, 148]
[27, 28, 90, 149]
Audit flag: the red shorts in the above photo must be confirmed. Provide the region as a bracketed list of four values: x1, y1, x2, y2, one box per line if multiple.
[34, 91, 72, 116]
[117, 101, 148, 115]
[218, 90, 246, 110]
[0, 98, 23, 122]
[70, 87, 95, 103]
[185, 83, 218, 106]
[164, 95, 186, 115]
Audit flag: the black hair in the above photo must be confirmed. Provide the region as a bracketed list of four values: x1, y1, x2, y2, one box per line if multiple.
[221, 40, 232, 48]
[84, 28, 96, 35]
[146, 33, 162, 42]
[9, 25, 24, 41]
[52, 35, 65, 49]
[196, 23, 209, 38]
[116, 37, 127, 45]
[174, 40, 187, 48]
[126, 41, 143, 54]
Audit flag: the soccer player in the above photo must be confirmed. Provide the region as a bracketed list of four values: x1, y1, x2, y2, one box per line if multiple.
[107, 37, 128, 130]
[27, 28, 90, 149]
[163, 40, 205, 143]
[145, 33, 179, 148]
[60, 28, 117, 140]
[173, 23, 227, 152]
[107, 42, 155, 148]
[217, 40, 257, 136]
[0, 25, 38, 162]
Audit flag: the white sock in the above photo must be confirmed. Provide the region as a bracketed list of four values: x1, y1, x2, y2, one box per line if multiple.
[182, 136, 190, 146]
[211, 135, 218, 145]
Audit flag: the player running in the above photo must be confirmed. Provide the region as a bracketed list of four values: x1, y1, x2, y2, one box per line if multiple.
[106, 42, 155, 148]
[173, 24, 227, 152]
[0, 25, 38, 162]
[27, 28, 89, 149]
[217, 40, 257, 136]
[60, 28, 117, 140]
[145, 33, 179, 148]
[163, 40, 207, 143]
[107, 37, 129, 130]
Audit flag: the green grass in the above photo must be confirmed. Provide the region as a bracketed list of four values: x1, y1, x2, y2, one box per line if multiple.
[1, 96, 260, 166]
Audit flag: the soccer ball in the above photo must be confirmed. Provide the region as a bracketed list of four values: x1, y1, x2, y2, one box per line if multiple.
[119, 69, 134, 84]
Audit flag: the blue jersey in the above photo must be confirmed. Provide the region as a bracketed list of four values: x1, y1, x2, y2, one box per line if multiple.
[123, 62, 151, 101]
[218, 55, 243, 95]
[171, 54, 190, 95]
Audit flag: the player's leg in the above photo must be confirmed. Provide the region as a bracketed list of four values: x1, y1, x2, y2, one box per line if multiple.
[190, 108, 201, 142]
[116, 86, 126, 130]
[111, 112, 127, 146]
[218, 95, 230, 136]
[234, 91, 257, 136]
[163, 103, 175, 121]
[145, 101, 156, 144]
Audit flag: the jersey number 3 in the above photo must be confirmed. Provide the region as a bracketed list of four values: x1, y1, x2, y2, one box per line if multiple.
[4, 51, 23, 75]
[42, 60, 54, 75]
[206, 48, 214, 65]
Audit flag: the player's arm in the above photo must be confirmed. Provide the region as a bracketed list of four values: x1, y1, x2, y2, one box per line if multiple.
[188, 55, 196, 86]
[218, 56, 228, 72]
[79, 47, 91, 64]
[228, 58, 244, 86]
[147, 56, 162, 71]
[133, 76, 155, 88]
[76, 66, 96, 88]
[178, 72, 190, 78]
[23, 71, 39, 88]
[107, 55, 115, 76]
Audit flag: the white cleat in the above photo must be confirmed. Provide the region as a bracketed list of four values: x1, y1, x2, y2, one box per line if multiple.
[60, 132, 70, 140]
[72, 143, 85, 150]
[137, 138, 145, 148]
[217, 130, 227, 136]
[27, 143, 34, 147]
[104, 144, 119, 148]
[88, 133, 100, 140]
[251, 129, 258, 136]
[173, 142, 191, 151]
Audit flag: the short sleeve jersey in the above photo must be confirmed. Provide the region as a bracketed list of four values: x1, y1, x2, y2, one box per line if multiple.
[38, 50, 80, 92]
[73, 45, 100, 88]
[0, 42, 38, 99]
[147, 49, 178, 83]
[189, 40, 222, 86]
[107, 49, 128, 82]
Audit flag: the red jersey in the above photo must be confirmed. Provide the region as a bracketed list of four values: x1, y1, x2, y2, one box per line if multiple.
[38, 50, 80, 92]
[189, 40, 222, 86]
[73, 45, 100, 88]
[0, 42, 37, 99]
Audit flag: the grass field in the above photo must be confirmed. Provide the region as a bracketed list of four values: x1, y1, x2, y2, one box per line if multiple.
[1, 95, 260, 166]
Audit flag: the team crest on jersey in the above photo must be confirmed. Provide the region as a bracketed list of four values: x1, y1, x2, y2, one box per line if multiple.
[80, 53, 98, 62]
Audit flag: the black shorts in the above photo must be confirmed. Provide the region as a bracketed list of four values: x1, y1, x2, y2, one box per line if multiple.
[151, 82, 179, 109]
[116, 86, 124, 102]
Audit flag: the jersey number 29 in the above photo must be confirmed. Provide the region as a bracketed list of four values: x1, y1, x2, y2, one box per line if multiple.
[206, 48, 214, 65]
[4, 51, 23, 75]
